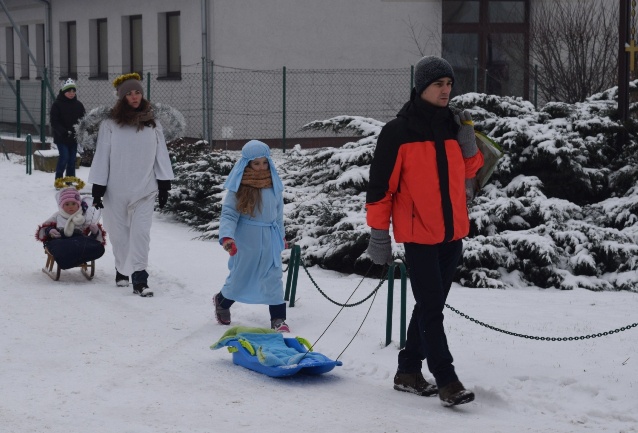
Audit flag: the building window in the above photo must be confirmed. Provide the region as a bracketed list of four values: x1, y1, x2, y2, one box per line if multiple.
[5, 27, 14, 79]
[489, 1, 525, 23]
[130, 15, 143, 75]
[20, 25, 29, 79]
[90, 18, 108, 78]
[443, 0, 480, 23]
[167, 12, 181, 77]
[442, 33, 479, 96]
[485, 33, 525, 95]
[158, 11, 181, 78]
[36, 24, 45, 79]
[60, 21, 77, 79]
[442, 0, 529, 99]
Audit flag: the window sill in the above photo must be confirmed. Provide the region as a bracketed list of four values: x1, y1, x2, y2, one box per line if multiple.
[157, 75, 182, 81]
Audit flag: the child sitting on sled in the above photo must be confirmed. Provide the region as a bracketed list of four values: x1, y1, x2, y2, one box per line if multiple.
[213, 140, 289, 332]
[35, 186, 106, 270]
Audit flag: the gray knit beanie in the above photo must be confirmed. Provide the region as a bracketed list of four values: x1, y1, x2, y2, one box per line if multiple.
[113, 73, 144, 99]
[414, 56, 455, 95]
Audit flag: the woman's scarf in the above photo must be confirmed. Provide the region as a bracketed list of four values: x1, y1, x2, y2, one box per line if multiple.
[240, 166, 273, 189]
[132, 105, 155, 131]
[118, 103, 155, 131]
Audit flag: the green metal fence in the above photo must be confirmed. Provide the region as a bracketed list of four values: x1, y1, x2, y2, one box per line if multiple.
[209, 64, 412, 146]
[0, 62, 542, 148]
[0, 64, 413, 147]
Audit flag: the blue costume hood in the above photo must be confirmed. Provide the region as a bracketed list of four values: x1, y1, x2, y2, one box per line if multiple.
[223, 140, 284, 194]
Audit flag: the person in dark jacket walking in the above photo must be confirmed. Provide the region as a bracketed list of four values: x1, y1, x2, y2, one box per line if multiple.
[365, 56, 483, 407]
[50, 78, 85, 185]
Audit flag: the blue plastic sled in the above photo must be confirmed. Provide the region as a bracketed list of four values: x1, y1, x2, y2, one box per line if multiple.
[211, 326, 342, 378]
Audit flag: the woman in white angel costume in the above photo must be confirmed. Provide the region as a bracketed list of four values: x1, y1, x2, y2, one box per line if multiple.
[89, 73, 174, 298]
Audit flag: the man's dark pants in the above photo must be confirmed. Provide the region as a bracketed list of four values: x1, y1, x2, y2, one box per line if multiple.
[398, 239, 463, 388]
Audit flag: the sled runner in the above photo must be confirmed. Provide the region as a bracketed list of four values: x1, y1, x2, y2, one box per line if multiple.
[43, 246, 95, 281]
[211, 326, 342, 378]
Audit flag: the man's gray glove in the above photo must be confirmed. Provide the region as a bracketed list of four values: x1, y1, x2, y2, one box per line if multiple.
[454, 110, 479, 158]
[366, 228, 393, 265]
[465, 177, 479, 204]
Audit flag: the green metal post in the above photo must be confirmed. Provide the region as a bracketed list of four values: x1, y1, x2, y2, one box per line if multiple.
[40, 76, 46, 146]
[534, 64, 538, 109]
[410, 65, 414, 92]
[385, 263, 395, 347]
[398, 262, 407, 349]
[16, 80, 20, 138]
[385, 261, 408, 348]
[42, 69, 50, 149]
[201, 58, 206, 145]
[287, 245, 300, 307]
[282, 66, 286, 153]
[284, 245, 300, 304]
[26, 134, 32, 175]
[484, 68, 488, 93]
[44, 67, 55, 100]
[284, 245, 295, 301]
[214, 60, 215, 146]
[144, 72, 149, 101]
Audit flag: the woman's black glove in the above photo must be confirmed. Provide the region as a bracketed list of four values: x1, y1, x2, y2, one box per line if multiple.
[157, 180, 171, 209]
[92, 184, 106, 209]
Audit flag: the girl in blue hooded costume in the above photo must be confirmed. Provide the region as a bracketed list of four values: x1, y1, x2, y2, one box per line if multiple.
[214, 140, 289, 332]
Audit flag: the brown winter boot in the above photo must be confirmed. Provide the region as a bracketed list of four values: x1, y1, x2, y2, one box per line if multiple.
[393, 372, 438, 396]
[438, 380, 475, 407]
[213, 293, 231, 325]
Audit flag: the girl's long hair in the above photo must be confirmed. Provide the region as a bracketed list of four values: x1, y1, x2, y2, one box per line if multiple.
[235, 185, 262, 217]
[110, 98, 156, 129]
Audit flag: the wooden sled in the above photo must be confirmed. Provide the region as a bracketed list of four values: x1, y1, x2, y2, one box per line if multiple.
[42, 247, 95, 281]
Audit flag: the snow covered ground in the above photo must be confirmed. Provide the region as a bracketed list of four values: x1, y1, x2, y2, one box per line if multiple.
[1, 154, 637, 433]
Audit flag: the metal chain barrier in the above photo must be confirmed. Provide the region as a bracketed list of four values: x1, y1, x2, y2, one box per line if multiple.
[286, 248, 385, 360]
[284, 246, 638, 346]
[299, 259, 386, 307]
[445, 304, 638, 341]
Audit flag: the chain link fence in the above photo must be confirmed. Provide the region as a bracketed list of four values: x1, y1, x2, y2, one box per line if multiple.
[0, 64, 413, 147]
[210, 64, 411, 145]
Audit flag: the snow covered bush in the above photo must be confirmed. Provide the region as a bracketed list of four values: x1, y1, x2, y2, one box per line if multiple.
[162, 140, 235, 237]
[281, 117, 383, 274]
[164, 82, 638, 292]
[452, 84, 638, 291]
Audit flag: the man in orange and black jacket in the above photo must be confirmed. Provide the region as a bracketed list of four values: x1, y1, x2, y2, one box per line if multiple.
[365, 56, 483, 407]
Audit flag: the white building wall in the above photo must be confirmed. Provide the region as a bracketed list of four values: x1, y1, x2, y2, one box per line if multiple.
[46, 0, 441, 73]
[208, 0, 441, 69]
[0, 0, 47, 134]
[0, 0, 45, 77]
[0, 0, 443, 140]
[50, 0, 195, 75]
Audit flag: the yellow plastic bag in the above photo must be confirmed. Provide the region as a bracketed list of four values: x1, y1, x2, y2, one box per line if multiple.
[474, 131, 504, 188]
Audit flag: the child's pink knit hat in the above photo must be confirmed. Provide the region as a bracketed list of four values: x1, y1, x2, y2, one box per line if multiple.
[57, 187, 81, 209]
